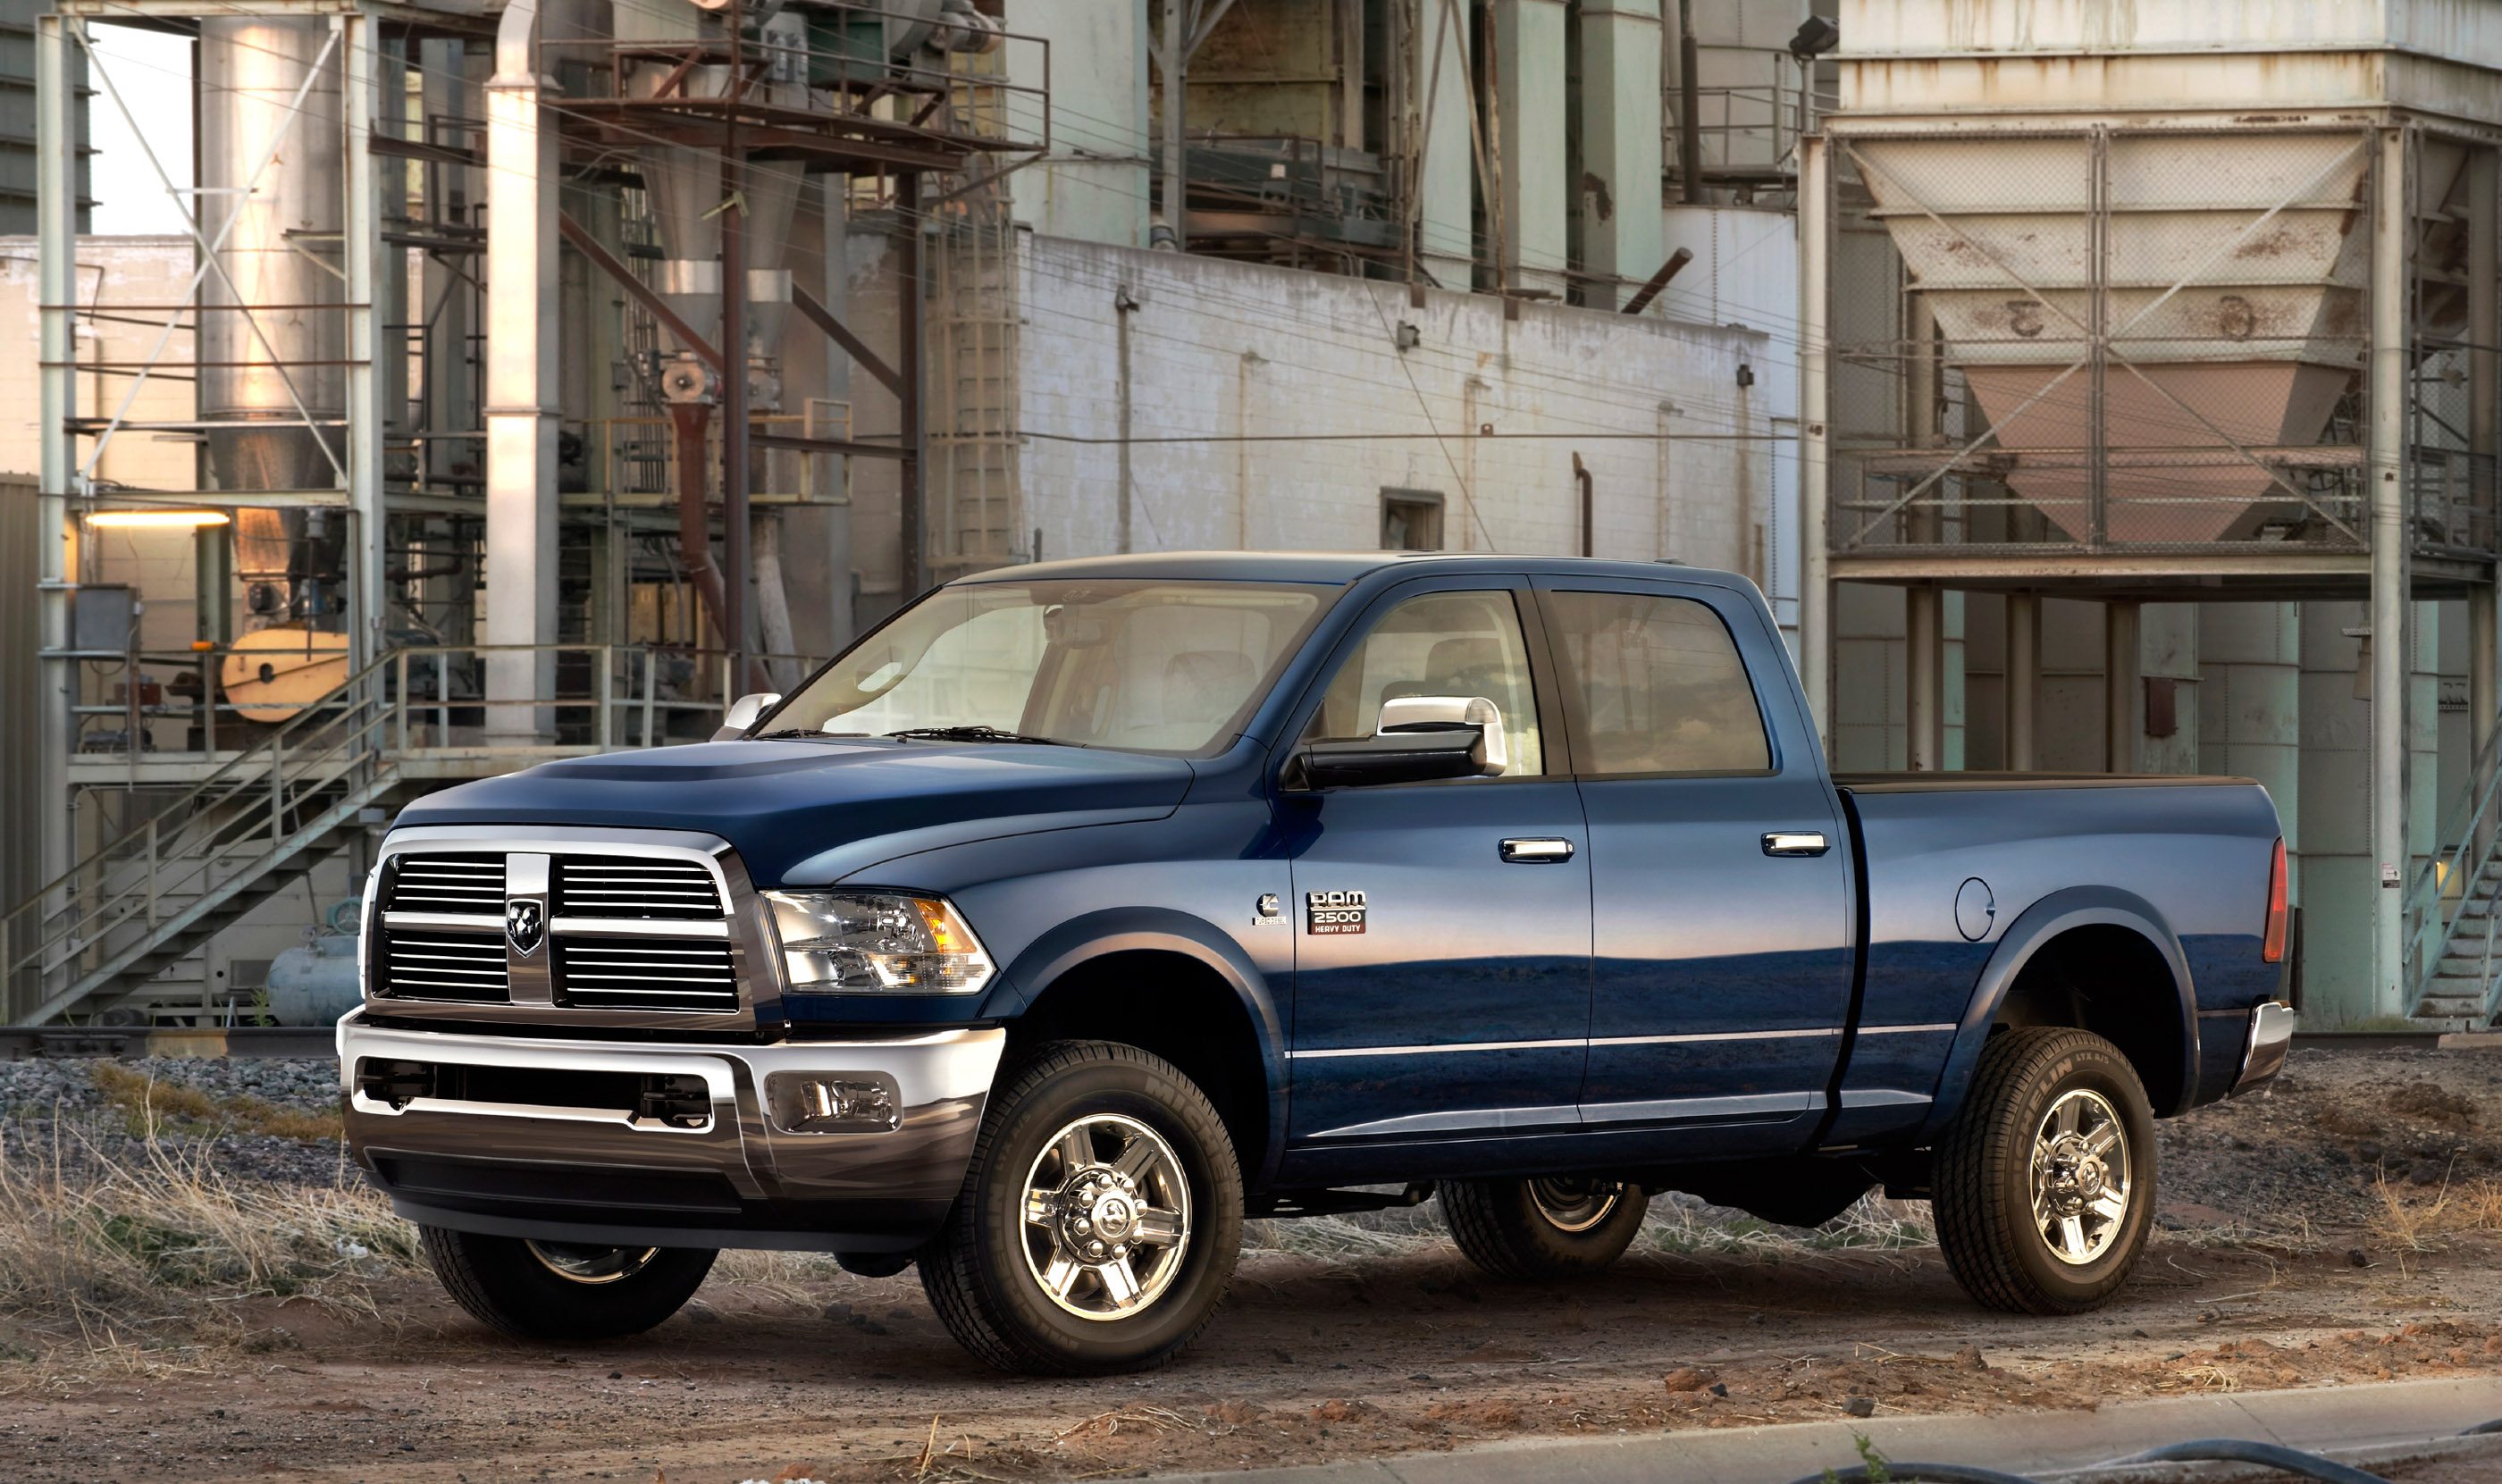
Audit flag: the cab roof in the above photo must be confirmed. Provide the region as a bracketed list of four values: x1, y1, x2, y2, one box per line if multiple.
[949, 550, 1731, 588]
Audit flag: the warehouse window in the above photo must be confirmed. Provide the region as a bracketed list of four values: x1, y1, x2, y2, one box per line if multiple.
[1380, 490, 1444, 550]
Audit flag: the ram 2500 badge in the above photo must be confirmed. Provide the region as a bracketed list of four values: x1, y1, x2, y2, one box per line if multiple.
[340, 552, 2295, 1375]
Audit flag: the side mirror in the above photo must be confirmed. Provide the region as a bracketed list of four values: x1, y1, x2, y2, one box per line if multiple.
[1292, 695, 1507, 788]
[1378, 695, 1507, 775]
[712, 691, 784, 742]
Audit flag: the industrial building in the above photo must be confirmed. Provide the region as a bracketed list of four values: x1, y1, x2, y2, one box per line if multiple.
[4, 0, 1796, 1033]
[6, 0, 2501, 1035]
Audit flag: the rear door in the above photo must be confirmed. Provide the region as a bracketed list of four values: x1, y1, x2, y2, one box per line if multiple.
[1532, 575, 1854, 1156]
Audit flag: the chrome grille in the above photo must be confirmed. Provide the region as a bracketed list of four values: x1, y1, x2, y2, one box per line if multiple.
[555, 936, 738, 1012]
[377, 931, 510, 1002]
[384, 853, 506, 913]
[555, 857, 724, 920]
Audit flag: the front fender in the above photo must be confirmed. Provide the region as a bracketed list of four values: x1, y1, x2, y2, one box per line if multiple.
[1913, 885, 2196, 1141]
[988, 906, 1290, 1195]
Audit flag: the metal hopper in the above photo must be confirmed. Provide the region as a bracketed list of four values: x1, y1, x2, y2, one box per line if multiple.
[1847, 130, 2447, 544]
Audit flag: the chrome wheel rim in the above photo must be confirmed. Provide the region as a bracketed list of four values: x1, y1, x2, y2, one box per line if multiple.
[526, 1241, 660, 1285]
[1527, 1177, 1625, 1234]
[1020, 1113, 1192, 1321]
[2030, 1088, 2133, 1266]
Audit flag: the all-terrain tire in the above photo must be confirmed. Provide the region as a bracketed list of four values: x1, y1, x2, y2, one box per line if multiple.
[1933, 1027, 2157, 1315]
[1440, 1178, 1649, 1280]
[421, 1228, 717, 1341]
[918, 1040, 1244, 1376]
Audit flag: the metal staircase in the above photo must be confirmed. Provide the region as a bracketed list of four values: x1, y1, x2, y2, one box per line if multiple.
[2, 657, 406, 1027]
[2405, 725, 2502, 1029]
[5, 641, 801, 1027]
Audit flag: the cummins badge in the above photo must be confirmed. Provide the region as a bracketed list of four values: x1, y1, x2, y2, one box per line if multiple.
[1306, 889, 1366, 935]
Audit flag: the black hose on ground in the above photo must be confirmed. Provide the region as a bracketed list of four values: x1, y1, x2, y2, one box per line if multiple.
[2102, 1440, 2392, 1483]
[1786, 1468, 2041, 1484]
[1782, 1417, 2502, 1484]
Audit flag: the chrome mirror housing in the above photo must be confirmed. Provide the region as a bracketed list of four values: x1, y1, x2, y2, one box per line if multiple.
[1377, 694, 1507, 776]
[713, 691, 784, 742]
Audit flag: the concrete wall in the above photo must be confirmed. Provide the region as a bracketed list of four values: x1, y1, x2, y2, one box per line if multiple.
[1658, 205, 1799, 634]
[1007, 0, 1150, 249]
[1015, 234, 1772, 569]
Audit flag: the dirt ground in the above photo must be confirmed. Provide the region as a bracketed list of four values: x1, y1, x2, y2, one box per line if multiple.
[3, 1044, 2500, 1484]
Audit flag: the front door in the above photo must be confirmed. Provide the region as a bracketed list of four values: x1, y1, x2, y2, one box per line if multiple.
[1278, 582, 1594, 1151]
[1533, 577, 1854, 1156]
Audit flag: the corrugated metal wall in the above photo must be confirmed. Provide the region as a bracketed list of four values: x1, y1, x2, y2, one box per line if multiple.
[0, 0, 92, 233]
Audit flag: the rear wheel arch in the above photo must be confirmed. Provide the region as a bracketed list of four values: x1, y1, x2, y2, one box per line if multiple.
[1919, 889, 2196, 1136]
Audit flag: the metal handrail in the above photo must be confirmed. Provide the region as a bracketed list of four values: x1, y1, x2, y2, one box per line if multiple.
[4, 640, 822, 1024]
[2403, 710, 2502, 1018]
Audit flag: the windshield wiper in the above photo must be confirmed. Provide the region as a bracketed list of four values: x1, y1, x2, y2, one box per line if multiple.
[751, 728, 873, 741]
[884, 725, 1066, 746]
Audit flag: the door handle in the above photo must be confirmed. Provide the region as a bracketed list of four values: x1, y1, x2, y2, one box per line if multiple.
[1762, 831, 1831, 858]
[1500, 837, 1575, 863]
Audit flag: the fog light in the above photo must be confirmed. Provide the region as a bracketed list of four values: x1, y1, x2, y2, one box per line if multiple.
[765, 1071, 902, 1134]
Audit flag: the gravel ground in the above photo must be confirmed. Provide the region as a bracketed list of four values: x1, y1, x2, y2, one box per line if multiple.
[2156, 1044, 2502, 1228]
[0, 1055, 342, 1121]
[0, 1043, 2496, 1484]
[4, 1043, 2499, 1228]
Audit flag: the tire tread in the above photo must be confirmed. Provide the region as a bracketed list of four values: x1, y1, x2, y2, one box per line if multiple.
[1933, 1027, 2150, 1316]
[918, 1039, 1239, 1376]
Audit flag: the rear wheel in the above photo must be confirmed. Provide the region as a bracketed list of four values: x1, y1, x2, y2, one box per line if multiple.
[1441, 1177, 1649, 1280]
[421, 1228, 717, 1341]
[1933, 1027, 2157, 1314]
[918, 1041, 1243, 1375]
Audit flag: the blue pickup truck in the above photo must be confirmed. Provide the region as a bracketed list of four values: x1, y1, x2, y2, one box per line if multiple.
[340, 551, 2294, 1375]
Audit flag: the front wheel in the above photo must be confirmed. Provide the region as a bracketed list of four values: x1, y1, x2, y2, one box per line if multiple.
[1441, 1177, 1649, 1280]
[421, 1228, 717, 1341]
[1933, 1027, 2157, 1314]
[918, 1041, 1243, 1375]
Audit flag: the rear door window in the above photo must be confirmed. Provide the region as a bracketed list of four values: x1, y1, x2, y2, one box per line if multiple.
[1541, 590, 1770, 776]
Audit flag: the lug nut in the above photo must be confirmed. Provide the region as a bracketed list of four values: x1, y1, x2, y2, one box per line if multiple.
[1087, 1240, 1104, 1255]
[1073, 1218, 1090, 1234]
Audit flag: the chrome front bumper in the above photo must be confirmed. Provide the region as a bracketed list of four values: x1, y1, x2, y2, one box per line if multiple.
[2231, 1000, 2296, 1095]
[337, 1010, 1003, 1252]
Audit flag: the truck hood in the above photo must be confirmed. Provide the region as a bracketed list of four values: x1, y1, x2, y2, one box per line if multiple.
[391, 740, 1196, 887]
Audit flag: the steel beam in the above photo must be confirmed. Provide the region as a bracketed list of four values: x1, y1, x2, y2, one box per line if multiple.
[483, 0, 559, 742]
[2472, 145, 2498, 760]
[1906, 585, 1941, 771]
[2370, 125, 2410, 1016]
[2105, 599, 2138, 775]
[899, 172, 925, 603]
[36, 13, 75, 893]
[341, 10, 386, 670]
[1798, 133, 1832, 749]
[2005, 591, 2040, 771]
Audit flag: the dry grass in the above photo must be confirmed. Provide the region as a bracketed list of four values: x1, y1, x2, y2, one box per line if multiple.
[0, 1119, 415, 1367]
[2370, 1170, 2502, 1250]
[88, 1062, 343, 1144]
[1645, 1191, 1935, 1257]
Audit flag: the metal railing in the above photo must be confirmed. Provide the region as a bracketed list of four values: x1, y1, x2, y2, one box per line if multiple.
[7, 641, 820, 1024]
[2404, 717, 2502, 1025]
[579, 406, 856, 505]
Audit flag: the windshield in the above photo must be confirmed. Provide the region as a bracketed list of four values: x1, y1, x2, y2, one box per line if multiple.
[763, 579, 1337, 754]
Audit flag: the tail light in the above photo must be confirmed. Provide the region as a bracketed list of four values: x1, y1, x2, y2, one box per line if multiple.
[2262, 837, 2289, 963]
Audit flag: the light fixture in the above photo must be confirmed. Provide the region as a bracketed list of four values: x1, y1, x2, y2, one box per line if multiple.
[86, 510, 231, 529]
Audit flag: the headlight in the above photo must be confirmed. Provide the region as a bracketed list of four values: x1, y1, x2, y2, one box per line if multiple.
[762, 891, 995, 994]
